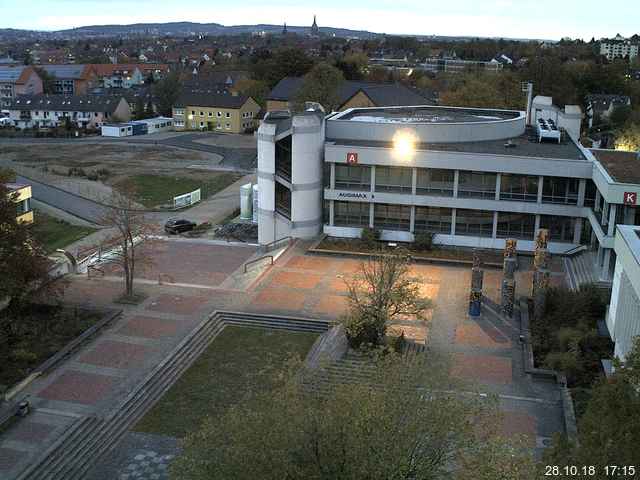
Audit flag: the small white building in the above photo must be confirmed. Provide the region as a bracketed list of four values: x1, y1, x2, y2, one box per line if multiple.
[101, 123, 133, 137]
[132, 116, 173, 134]
[607, 224, 640, 361]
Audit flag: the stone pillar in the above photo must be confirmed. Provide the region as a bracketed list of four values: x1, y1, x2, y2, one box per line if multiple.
[501, 238, 518, 317]
[533, 229, 550, 320]
[469, 251, 484, 317]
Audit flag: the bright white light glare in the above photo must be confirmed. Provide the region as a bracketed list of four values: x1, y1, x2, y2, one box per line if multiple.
[392, 129, 418, 162]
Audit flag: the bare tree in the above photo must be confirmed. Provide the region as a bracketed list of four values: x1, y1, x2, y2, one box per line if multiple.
[342, 251, 432, 347]
[99, 185, 153, 299]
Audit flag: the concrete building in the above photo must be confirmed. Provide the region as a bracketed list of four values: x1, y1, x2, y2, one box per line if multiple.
[37, 64, 98, 95]
[7, 94, 131, 130]
[101, 123, 133, 137]
[172, 92, 260, 133]
[607, 224, 640, 360]
[5, 183, 33, 224]
[257, 101, 640, 284]
[600, 35, 639, 60]
[419, 57, 503, 74]
[0, 66, 43, 103]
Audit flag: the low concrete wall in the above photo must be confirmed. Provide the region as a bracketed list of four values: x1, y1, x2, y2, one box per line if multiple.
[304, 324, 349, 370]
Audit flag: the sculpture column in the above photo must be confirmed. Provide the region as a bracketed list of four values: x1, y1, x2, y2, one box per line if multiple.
[501, 238, 518, 317]
[533, 229, 551, 320]
[468, 251, 484, 317]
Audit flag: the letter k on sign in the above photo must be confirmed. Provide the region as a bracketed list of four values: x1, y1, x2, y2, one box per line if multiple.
[624, 192, 637, 205]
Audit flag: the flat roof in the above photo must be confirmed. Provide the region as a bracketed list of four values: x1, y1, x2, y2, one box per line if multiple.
[329, 127, 586, 161]
[333, 105, 521, 124]
[590, 149, 640, 184]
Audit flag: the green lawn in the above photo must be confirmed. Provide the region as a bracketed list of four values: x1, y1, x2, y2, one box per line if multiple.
[30, 210, 97, 253]
[116, 173, 241, 208]
[133, 326, 318, 438]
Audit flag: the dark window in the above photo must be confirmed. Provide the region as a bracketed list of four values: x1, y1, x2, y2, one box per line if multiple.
[323, 200, 330, 225]
[323, 163, 331, 188]
[457, 171, 497, 199]
[542, 177, 579, 205]
[334, 201, 369, 227]
[584, 180, 597, 208]
[455, 209, 494, 237]
[496, 212, 536, 240]
[275, 182, 291, 219]
[374, 203, 411, 231]
[375, 166, 412, 193]
[275, 136, 292, 182]
[416, 168, 454, 196]
[500, 174, 539, 202]
[335, 164, 371, 191]
[414, 206, 452, 234]
[539, 215, 576, 243]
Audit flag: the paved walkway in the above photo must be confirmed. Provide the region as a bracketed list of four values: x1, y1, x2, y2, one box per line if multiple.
[0, 242, 565, 478]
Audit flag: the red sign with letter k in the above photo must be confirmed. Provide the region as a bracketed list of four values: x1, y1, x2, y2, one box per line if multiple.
[624, 192, 637, 205]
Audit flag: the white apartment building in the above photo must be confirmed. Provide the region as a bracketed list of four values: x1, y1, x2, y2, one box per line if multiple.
[600, 35, 639, 60]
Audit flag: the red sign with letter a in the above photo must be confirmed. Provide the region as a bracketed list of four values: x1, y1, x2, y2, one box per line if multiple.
[346, 152, 358, 164]
[624, 192, 637, 205]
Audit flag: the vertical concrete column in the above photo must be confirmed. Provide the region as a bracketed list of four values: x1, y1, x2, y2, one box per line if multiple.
[534, 214, 541, 233]
[411, 167, 417, 195]
[492, 211, 498, 238]
[495, 173, 501, 201]
[501, 238, 518, 317]
[608, 204, 618, 236]
[330, 162, 335, 189]
[410, 206, 416, 233]
[370, 165, 376, 193]
[601, 249, 612, 281]
[602, 201, 609, 228]
[453, 170, 460, 198]
[595, 189, 601, 212]
[369, 202, 374, 228]
[537, 176, 544, 203]
[577, 179, 586, 207]
[624, 206, 635, 224]
[573, 218, 583, 245]
[329, 200, 334, 226]
[450, 209, 457, 236]
[256, 122, 277, 246]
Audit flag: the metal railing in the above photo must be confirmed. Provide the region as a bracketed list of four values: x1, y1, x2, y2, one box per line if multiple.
[243, 255, 274, 273]
[261, 236, 293, 253]
[563, 245, 587, 256]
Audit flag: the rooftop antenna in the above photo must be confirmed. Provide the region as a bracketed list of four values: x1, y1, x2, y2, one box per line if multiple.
[521, 81, 533, 126]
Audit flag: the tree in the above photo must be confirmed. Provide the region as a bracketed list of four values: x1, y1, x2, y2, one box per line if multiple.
[234, 78, 270, 108]
[294, 62, 345, 112]
[609, 104, 632, 127]
[544, 337, 640, 470]
[170, 354, 536, 479]
[99, 185, 152, 299]
[0, 171, 57, 317]
[341, 251, 432, 348]
[33, 66, 56, 94]
[250, 47, 315, 87]
[440, 72, 523, 110]
[335, 52, 369, 80]
[615, 122, 640, 151]
[153, 71, 183, 117]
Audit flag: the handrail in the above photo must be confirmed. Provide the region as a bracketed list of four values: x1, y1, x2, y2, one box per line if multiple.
[261, 236, 293, 253]
[243, 255, 274, 273]
[563, 245, 587, 257]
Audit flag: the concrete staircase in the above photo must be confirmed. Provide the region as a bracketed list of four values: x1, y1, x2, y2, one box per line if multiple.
[17, 311, 330, 480]
[564, 251, 606, 291]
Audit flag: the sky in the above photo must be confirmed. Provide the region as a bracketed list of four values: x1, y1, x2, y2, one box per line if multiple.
[1, 0, 638, 40]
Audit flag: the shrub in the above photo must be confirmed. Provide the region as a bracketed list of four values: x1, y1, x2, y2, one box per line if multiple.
[360, 227, 380, 248]
[341, 312, 383, 349]
[10, 348, 38, 364]
[96, 168, 111, 179]
[414, 232, 434, 251]
[390, 331, 407, 354]
[86, 172, 99, 181]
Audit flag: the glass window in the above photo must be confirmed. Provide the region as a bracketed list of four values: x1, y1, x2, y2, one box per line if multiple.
[374, 166, 412, 193]
[457, 171, 497, 199]
[275, 182, 291, 219]
[414, 206, 452, 234]
[496, 212, 536, 240]
[374, 203, 411, 231]
[334, 201, 370, 227]
[455, 209, 494, 237]
[275, 136, 292, 182]
[542, 177, 579, 205]
[500, 174, 539, 202]
[416, 168, 454, 196]
[323, 200, 330, 225]
[539, 215, 576, 243]
[584, 180, 597, 208]
[335, 164, 371, 191]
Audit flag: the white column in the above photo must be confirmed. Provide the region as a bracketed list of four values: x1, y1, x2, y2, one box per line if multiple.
[534, 214, 541, 233]
[450, 209, 457, 235]
[601, 249, 612, 281]
[453, 170, 460, 197]
[329, 200, 334, 226]
[330, 162, 335, 189]
[410, 206, 416, 233]
[492, 211, 498, 238]
[537, 176, 544, 203]
[577, 179, 586, 207]
[573, 218, 583, 244]
[495, 173, 501, 201]
[608, 204, 617, 236]
[411, 167, 417, 195]
[370, 165, 376, 193]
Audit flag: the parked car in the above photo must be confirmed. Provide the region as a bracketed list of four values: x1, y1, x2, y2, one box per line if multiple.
[164, 218, 196, 234]
[0, 117, 12, 127]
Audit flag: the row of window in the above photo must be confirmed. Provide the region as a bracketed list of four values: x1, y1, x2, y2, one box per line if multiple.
[332, 165, 582, 205]
[331, 201, 577, 243]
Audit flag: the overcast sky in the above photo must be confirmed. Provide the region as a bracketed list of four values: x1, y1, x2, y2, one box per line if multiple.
[1, 0, 637, 40]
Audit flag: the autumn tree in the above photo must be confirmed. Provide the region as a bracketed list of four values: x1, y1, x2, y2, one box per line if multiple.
[294, 62, 345, 112]
[615, 122, 640, 151]
[234, 78, 270, 108]
[170, 354, 536, 480]
[341, 251, 432, 348]
[440, 72, 523, 109]
[153, 71, 183, 117]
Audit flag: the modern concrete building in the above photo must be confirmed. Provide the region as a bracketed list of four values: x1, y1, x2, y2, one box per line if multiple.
[258, 101, 640, 284]
[599, 35, 639, 60]
[607, 224, 640, 360]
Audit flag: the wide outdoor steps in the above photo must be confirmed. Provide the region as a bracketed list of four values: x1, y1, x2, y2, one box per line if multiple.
[564, 251, 610, 292]
[17, 312, 330, 480]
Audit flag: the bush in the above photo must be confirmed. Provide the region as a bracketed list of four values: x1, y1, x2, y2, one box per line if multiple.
[341, 312, 384, 349]
[86, 172, 99, 181]
[360, 227, 380, 248]
[414, 232, 434, 251]
[390, 331, 407, 354]
[10, 348, 38, 364]
[67, 167, 87, 177]
[96, 168, 111, 179]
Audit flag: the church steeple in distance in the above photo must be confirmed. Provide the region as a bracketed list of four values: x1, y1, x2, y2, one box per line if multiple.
[311, 15, 319, 36]
[282, 22, 287, 35]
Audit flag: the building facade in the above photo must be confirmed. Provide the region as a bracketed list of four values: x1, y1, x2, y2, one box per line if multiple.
[258, 103, 640, 283]
[172, 93, 260, 133]
[37, 64, 98, 95]
[600, 36, 639, 60]
[5, 183, 33, 224]
[0, 66, 43, 103]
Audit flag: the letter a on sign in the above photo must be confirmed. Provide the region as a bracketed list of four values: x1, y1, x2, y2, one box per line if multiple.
[624, 192, 637, 205]
[346, 152, 358, 164]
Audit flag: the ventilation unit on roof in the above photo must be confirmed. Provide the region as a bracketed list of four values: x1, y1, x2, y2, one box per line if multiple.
[536, 117, 561, 144]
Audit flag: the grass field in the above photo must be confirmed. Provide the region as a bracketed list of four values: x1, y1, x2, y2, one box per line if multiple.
[30, 210, 97, 253]
[116, 173, 241, 208]
[133, 326, 318, 438]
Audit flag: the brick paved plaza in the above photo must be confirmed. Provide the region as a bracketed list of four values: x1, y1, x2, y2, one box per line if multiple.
[0, 240, 565, 478]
